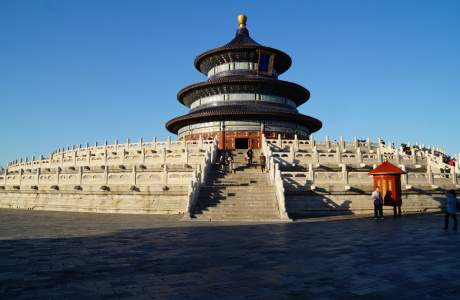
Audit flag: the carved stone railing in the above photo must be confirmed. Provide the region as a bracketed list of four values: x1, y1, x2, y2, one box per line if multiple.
[262, 136, 290, 220]
[7, 136, 217, 169]
[184, 138, 218, 219]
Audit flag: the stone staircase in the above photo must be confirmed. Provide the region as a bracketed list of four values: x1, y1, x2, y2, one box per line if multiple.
[191, 149, 288, 221]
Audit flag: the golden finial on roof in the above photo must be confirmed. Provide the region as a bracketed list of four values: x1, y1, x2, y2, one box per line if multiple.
[384, 157, 388, 162]
[238, 15, 247, 28]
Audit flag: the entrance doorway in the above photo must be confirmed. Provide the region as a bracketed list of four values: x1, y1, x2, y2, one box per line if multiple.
[235, 138, 249, 149]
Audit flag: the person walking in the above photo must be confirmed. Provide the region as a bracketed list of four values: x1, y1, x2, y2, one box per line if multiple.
[372, 186, 384, 219]
[443, 189, 458, 230]
[259, 153, 266, 173]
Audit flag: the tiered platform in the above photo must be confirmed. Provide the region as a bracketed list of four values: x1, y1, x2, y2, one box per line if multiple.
[0, 136, 458, 218]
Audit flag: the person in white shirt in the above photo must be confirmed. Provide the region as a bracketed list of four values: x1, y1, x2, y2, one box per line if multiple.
[372, 186, 384, 219]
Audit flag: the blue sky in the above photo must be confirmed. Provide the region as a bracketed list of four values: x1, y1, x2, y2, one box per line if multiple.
[1, 0, 459, 168]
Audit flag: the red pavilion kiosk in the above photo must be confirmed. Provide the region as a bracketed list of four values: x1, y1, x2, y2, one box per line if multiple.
[369, 159, 406, 217]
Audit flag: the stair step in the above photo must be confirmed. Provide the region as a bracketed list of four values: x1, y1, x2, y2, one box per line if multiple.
[200, 188, 275, 192]
[195, 209, 280, 214]
[191, 219, 287, 222]
[206, 182, 271, 186]
[201, 186, 273, 190]
[195, 212, 280, 216]
[195, 215, 282, 219]
[195, 207, 278, 212]
[195, 201, 278, 206]
[197, 196, 277, 201]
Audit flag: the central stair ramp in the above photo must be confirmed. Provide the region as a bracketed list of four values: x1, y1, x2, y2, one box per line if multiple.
[190, 150, 290, 222]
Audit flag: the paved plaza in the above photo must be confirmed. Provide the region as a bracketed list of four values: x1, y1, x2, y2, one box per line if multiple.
[1, 209, 460, 299]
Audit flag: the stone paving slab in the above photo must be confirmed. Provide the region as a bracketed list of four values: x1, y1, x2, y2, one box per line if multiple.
[1, 209, 460, 299]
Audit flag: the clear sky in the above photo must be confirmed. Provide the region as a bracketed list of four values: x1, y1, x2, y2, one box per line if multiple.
[1, 0, 459, 168]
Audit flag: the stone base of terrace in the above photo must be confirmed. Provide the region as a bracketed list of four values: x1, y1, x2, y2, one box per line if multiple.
[0, 185, 189, 214]
[0, 135, 457, 217]
[283, 183, 456, 218]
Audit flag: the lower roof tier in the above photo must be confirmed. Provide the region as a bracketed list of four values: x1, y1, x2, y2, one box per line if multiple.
[165, 105, 322, 135]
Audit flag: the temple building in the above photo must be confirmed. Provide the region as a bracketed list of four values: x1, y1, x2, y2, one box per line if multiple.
[166, 15, 322, 150]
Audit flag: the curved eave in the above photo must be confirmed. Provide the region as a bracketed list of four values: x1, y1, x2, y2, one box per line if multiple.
[368, 161, 407, 175]
[166, 111, 322, 134]
[177, 78, 310, 107]
[194, 46, 292, 75]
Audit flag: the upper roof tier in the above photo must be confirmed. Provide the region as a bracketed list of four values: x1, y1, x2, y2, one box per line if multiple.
[194, 15, 292, 76]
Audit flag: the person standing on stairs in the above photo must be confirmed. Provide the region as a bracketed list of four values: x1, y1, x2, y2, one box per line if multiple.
[219, 153, 228, 172]
[227, 152, 234, 172]
[246, 147, 254, 167]
[259, 153, 266, 173]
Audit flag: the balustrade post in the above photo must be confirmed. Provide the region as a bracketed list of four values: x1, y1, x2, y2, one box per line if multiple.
[269, 157, 275, 181]
[357, 148, 363, 163]
[2, 169, 7, 185]
[339, 136, 345, 149]
[342, 164, 348, 184]
[132, 165, 137, 185]
[452, 165, 457, 185]
[184, 146, 189, 163]
[104, 164, 108, 184]
[325, 135, 330, 149]
[121, 148, 126, 164]
[337, 146, 341, 163]
[309, 163, 314, 183]
[197, 164, 202, 182]
[400, 165, 408, 184]
[18, 169, 23, 185]
[88, 151, 92, 166]
[313, 147, 319, 163]
[78, 166, 83, 185]
[163, 164, 168, 186]
[289, 146, 294, 164]
[310, 134, 315, 148]
[427, 165, 434, 184]
[56, 167, 60, 185]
